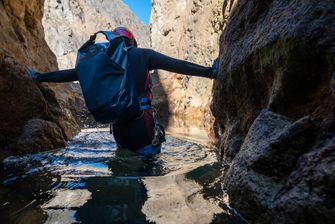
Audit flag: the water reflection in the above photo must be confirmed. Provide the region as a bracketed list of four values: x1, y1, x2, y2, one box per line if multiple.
[142, 174, 223, 224]
[107, 156, 166, 177]
[0, 130, 246, 224]
[75, 177, 148, 223]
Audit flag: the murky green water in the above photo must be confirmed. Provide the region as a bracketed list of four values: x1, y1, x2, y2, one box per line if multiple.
[0, 130, 247, 224]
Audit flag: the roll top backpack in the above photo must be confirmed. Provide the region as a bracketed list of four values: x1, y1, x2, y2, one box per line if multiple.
[75, 31, 140, 124]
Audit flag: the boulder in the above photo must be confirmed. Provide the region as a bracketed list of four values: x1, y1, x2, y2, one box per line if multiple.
[270, 138, 335, 224]
[16, 119, 65, 153]
[223, 110, 321, 223]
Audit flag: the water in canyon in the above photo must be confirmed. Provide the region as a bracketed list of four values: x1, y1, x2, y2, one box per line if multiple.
[0, 129, 247, 224]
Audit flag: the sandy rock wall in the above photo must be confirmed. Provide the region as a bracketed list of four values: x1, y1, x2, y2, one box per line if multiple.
[150, 0, 223, 128]
[0, 0, 79, 156]
[0, 0, 56, 70]
[42, 0, 150, 69]
[212, 0, 335, 223]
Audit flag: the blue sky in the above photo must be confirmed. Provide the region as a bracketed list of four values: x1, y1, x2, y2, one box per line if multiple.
[122, 0, 152, 25]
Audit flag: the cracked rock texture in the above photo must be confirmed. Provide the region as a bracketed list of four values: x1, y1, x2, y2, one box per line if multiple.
[150, 0, 223, 129]
[212, 0, 335, 223]
[0, 0, 79, 155]
[42, 0, 150, 69]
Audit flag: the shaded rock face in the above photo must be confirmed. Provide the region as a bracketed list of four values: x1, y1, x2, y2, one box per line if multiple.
[42, 0, 150, 69]
[150, 0, 223, 129]
[212, 0, 335, 223]
[0, 0, 55, 70]
[0, 0, 79, 155]
[17, 119, 65, 153]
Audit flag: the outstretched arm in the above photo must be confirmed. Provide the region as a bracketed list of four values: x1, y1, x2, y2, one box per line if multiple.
[146, 49, 215, 79]
[27, 68, 78, 83]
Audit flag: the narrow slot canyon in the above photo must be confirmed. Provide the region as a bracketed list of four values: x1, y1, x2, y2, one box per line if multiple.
[0, 0, 334, 223]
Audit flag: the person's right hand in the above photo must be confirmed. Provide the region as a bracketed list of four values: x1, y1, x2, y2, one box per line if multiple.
[211, 58, 219, 79]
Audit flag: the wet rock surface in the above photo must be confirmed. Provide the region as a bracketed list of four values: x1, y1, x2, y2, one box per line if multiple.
[212, 0, 335, 223]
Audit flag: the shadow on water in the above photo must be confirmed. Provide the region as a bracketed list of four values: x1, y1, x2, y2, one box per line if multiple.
[0, 131, 248, 224]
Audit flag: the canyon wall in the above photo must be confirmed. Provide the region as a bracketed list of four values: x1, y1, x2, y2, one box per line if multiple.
[42, 0, 150, 70]
[212, 0, 335, 223]
[0, 0, 79, 156]
[150, 0, 223, 129]
[41, 0, 151, 128]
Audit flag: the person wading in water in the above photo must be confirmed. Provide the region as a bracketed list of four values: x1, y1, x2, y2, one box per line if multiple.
[27, 27, 219, 156]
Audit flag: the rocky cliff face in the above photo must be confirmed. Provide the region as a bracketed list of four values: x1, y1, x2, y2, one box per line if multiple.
[42, 0, 150, 69]
[150, 0, 223, 129]
[41, 0, 150, 129]
[0, 0, 79, 156]
[212, 0, 335, 223]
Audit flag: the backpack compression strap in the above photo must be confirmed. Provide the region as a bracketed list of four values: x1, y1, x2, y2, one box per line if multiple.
[139, 70, 152, 110]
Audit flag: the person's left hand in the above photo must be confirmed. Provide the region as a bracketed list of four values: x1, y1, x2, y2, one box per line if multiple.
[211, 57, 219, 79]
[26, 68, 40, 83]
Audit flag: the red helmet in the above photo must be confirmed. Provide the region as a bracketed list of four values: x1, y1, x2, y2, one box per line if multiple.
[113, 27, 137, 47]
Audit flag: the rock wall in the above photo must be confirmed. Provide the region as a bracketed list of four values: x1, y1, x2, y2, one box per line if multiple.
[212, 0, 335, 223]
[150, 0, 223, 129]
[42, 0, 150, 69]
[0, 0, 79, 156]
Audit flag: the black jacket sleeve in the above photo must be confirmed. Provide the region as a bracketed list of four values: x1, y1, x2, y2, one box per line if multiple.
[37, 69, 78, 83]
[146, 49, 214, 79]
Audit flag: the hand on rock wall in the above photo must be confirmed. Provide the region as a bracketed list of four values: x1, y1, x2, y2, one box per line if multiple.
[211, 57, 219, 79]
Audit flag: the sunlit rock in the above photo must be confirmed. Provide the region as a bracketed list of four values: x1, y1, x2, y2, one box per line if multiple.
[42, 0, 150, 69]
[150, 0, 223, 129]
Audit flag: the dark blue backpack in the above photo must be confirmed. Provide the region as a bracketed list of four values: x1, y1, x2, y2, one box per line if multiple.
[75, 31, 140, 124]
